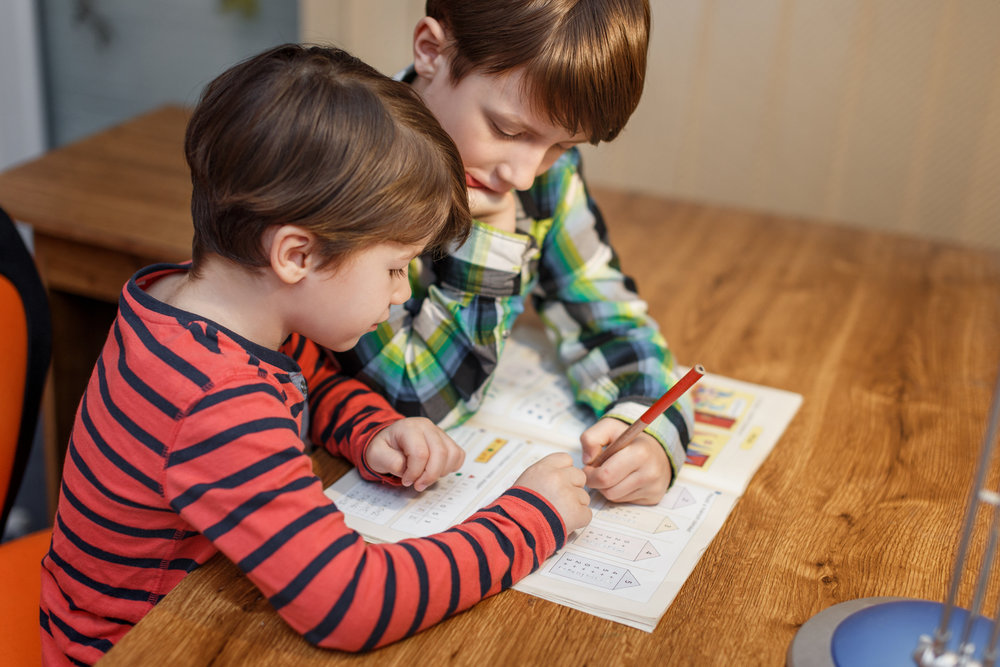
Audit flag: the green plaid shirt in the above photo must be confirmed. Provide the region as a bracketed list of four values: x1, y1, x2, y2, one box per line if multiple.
[335, 148, 693, 477]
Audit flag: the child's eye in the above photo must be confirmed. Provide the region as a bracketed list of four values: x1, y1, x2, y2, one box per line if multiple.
[491, 121, 522, 141]
[390, 268, 407, 278]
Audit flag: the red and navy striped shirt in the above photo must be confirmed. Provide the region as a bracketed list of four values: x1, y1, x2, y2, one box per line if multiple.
[40, 264, 565, 665]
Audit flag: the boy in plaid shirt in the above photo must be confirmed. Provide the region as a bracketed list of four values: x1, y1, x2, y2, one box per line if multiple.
[336, 0, 694, 506]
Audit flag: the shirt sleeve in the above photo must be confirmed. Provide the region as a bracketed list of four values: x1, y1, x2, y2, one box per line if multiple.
[282, 333, 403, 483]
[334, 221, 531, 428]
[160, 359, 566, 652]
[529, 149, 694, 477]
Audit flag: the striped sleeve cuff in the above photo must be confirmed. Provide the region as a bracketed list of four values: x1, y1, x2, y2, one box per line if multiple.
[492, 486, 566, 554]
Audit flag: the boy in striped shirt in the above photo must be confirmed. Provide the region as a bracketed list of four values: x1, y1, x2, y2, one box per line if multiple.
[334, 0, 695, 506]
[40, 44, 591, 665]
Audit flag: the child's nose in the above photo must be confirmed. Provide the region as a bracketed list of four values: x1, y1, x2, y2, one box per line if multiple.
[498, 149, 544, 191]
[392, 279, 412, 304]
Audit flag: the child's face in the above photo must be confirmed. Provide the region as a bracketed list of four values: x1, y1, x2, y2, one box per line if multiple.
[414, 65, 587, 213]
[294, 241, 423, 352]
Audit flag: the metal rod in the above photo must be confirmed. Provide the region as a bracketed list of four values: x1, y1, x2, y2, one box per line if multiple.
[956, 492, 1000, 665]
[931, 366, 1000, 657]
[983, 414, 1000, 667]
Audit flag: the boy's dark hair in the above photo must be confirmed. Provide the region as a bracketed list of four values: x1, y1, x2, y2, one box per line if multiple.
[426, 0, 650, 144]
[185, 44, 470, 272]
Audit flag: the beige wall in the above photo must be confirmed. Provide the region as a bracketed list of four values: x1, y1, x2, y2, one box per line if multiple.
[300, 0, 424, 76]
[300, 0, 1000, 250]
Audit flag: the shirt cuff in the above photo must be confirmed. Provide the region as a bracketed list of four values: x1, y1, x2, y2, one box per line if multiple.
[433, 220, 531, 297]
[493, 486, 567, 554]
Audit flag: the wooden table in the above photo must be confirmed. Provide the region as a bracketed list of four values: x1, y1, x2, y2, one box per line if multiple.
[0, 106, 193, 509]
[7, 107, 1000, 665]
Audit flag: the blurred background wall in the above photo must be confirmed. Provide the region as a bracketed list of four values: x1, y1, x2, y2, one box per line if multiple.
[302, 0, 1000, 250]
[38, 0, 299, 147]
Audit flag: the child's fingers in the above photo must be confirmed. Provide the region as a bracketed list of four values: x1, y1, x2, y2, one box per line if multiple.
[366, 443, 407, 479]
[449, 435, 466, 470]
[586, 446, 651, 486]
[412, 430, 464, 491]
[539, 452, 576, 469]
[398, 437, 430, 488]
[427, 427, 464, 473]
[584, 446, 630, 489]
[538, 453, 588, 488]
[585, 443, 669, 505]
[595, 469, 647, 504]
[579, 418, 627, 465]
[369, 419, 465, 490]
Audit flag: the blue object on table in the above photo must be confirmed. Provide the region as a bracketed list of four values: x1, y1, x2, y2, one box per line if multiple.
[831, 598, 992, 666]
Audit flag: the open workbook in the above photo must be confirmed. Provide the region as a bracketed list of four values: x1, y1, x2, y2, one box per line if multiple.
[324, 327, 802, 631]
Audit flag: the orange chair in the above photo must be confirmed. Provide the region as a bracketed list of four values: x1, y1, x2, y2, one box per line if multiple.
[0, 205, 54, 665]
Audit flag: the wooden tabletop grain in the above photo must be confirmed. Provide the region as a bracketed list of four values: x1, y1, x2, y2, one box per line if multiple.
[18, 107, 998, 667]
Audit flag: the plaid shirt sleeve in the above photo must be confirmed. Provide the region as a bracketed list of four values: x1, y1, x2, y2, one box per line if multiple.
[334, 148, 693, 479]
[526, 149, 693, 477]
[333, 221, 530, 428]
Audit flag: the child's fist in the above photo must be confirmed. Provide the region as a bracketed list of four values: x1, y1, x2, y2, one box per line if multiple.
[513, 453, 591, 533]
[581, 418, 672, 505]
[365, 418, 465, 491]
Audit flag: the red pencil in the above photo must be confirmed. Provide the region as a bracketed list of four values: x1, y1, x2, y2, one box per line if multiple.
[587, 364, 706, 468]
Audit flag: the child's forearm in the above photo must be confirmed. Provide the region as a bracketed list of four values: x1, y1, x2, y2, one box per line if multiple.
[262, 488, 564, 652]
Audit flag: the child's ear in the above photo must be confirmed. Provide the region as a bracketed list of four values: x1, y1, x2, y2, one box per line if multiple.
[268, 225, 315, 285]
[413, 17, 449, 80]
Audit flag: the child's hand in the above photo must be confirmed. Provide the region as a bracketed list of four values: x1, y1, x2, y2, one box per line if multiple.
[469, 188, 517, 233]
[365, 418, 465, 492]
[581, 418, 672, 505]
[513, 453, 591, 533]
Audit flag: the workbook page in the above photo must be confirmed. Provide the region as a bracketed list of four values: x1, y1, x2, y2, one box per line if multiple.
[323, 325, 801, 632]
[471, 325, 593, 446]
[325, 425, 734, 631]
[325, 424, 575, 543]
[516, 481, 737, 631]
[677, 368, 803, 496]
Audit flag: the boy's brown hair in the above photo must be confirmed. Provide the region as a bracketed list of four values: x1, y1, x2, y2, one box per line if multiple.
[425, 0, 650, 144]
[185, 44, 470, 273]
